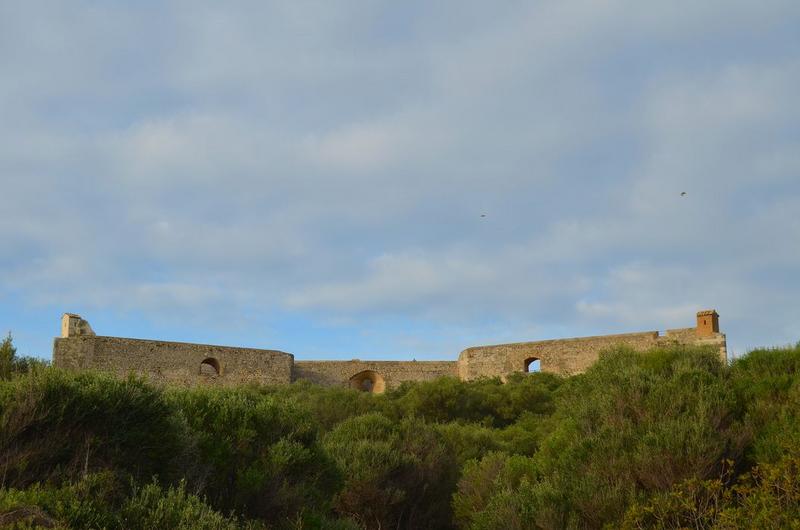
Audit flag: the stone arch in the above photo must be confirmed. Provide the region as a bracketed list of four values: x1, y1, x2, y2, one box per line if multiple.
[200, 357, 221, 377]
[524, 357, 541, 373]
[349, 370, 385, 394]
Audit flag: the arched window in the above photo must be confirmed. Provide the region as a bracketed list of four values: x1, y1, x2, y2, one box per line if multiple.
[524, 357, 541, 373]
[348, 370, 386, 394]
[200, 357, 221, 377]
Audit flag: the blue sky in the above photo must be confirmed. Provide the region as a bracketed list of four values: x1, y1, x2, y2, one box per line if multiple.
[1, 1, 799, 361]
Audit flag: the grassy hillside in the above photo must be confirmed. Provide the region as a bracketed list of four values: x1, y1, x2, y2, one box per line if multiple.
[1, 340, 799, 529]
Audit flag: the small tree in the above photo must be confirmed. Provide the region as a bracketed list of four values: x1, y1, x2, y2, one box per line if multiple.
[0, 331, 16, 380]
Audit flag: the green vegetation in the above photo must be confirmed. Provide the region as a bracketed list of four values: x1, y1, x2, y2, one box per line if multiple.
[0, 333, 48, 380]
[1, 336, 800, 528]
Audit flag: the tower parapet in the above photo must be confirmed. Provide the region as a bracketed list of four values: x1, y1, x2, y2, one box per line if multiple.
[696, 310, 720, 337]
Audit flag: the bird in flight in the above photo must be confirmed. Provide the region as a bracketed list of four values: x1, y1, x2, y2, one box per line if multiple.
[480, 214, 487, 218]
[680, 192, 687, 197]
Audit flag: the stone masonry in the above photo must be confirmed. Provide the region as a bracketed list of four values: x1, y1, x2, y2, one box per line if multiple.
[53, 310, 727, 393]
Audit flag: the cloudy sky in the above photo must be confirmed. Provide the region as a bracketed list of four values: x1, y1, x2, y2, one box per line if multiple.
[1, 1, 799, 361]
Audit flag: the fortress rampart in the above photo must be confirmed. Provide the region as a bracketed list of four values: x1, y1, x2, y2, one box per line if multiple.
[53, 334, 293, 387]
[52, 310, 727, 392]
[457, 327, 726, 381]
[294, 360, 458, 392]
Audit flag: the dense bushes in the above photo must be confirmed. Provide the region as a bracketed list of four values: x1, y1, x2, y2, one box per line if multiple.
[0, 333, 45, 380]
[382, 373, 561, 427]
[1, 339, 800, 528]
[323, 413, 458, 528]
[0, 370, 190, 489]
[622, 452, 800, 529]
[452, 345, 748, 529]
[0, 473, 246, 529]
[167, 386, 340, 521]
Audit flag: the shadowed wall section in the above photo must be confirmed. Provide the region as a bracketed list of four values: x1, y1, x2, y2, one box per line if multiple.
[293, 361, 458, 393]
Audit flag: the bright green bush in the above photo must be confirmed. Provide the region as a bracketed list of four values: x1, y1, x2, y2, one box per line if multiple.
[0, 473, 249, 530]
[0, 472, 122, 529]
[121, 480, 248, 530]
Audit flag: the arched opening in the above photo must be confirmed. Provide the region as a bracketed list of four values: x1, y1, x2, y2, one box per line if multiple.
[348, 370, 386, 394]
[200, 357, 221, 377]
[524, 357, 541, 373]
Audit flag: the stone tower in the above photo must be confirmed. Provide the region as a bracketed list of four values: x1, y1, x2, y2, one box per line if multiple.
[696, 310, 720, 337]
[61, 313, 95, 338]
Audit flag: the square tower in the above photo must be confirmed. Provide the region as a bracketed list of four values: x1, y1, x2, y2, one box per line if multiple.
[61, 313, 94, 337]
[696, 310, 720, 337]
[61, 313, 81, 338]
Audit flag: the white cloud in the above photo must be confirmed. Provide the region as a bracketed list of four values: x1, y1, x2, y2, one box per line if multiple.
[286, 251, 495, 312]
[0, 0, 799, 357]
[304, 118, 409, 173]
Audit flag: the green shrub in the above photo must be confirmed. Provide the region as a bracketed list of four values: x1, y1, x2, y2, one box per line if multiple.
[0, 332, 16, 380]
[2, 340, 799, 529]
[323, 413, 458, 529]
[730, 343, 800, 466]
[0, 472, 125, 529]
[435, 422, 503, 466]
[623, 452, 800, 529]
[0, 369, 190, 488]
[0, 473, 248, 530]
[453, 452, 551, 530]
[168, 386, 340, 523]
[386, 373, 561, 428]
[453, 345, 747, 529]
[258, 380, 381, 432]
[716, 452, 800, 528]
[121, 480, 247, 530]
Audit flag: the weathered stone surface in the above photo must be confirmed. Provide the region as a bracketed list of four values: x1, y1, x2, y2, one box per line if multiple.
[53, 334, 293, 387]
[52, 310, 727, 390]
[457, 324, 726, 380]
[696, 309, 720, 336]
[293, 360, 458, 392]
[61, 313, 94, 337]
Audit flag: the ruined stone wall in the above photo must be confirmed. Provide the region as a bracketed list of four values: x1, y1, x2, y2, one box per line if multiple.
[51, 310, 727, 390]
[458, 326, 727, 379]
[662, 327, 697, 343]
[293, 360, 458, 391]
[458, 331, 664, 379]
[53, 335, 293, 387]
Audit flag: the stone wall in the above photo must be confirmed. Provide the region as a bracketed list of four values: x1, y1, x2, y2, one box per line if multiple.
[51, 310, 727, 391]
[458, 326, 727, 379]
[53, 335, 293, 387]
[458, 331, 659, 379]
[293, 360, 458, 391]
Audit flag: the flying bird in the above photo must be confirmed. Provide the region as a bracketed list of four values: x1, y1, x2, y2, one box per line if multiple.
[480, 214, 487, 218]
[680, 192, 687, 197]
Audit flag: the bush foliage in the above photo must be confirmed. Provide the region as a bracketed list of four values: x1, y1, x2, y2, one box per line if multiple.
[1, 336, 799, 528]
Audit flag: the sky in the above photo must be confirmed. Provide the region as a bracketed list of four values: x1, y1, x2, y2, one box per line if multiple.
[1, 1, 799, 361]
